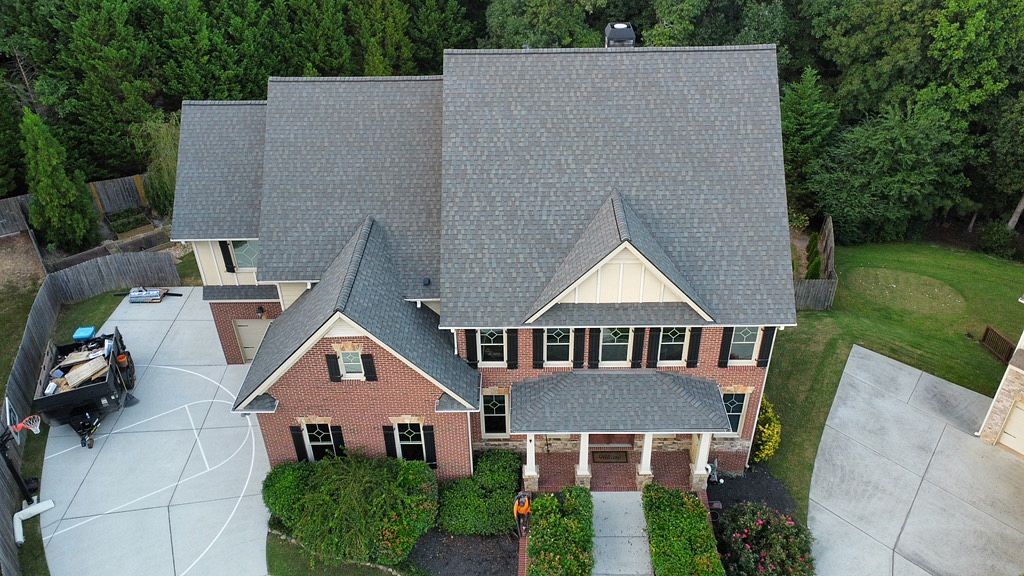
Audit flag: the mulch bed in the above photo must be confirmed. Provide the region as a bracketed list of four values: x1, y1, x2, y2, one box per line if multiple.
[706, 464, 796, 516]
[409, 529, 519, 576]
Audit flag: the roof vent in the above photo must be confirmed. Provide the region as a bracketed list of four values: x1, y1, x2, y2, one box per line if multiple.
[422, 277, 431, 286]
[604, 22, 636, 48]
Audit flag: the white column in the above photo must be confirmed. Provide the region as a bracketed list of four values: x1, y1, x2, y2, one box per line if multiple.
[524, 434, 538, 477]
[638, 432, 654, 475]
[577, 433, 590, 475]
[691, 433, 712, 471]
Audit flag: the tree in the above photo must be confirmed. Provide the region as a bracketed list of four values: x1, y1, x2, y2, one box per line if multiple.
[349, 0, 415, 76]
[132, 112, 179, 217]
[152, 0, 229, 106]
[485, 0, 602, 49]
[780, 67, 839, 215]
[20, 108, 96, 251]
[645, 0, 707, 47]
[989, 94, 1024, 230]
[267, 0, 352, 78]
[409, 0, 473, 74]
[0, 86, 23, 197]
[809, 95, 972, 243]
[733, 0, 792, 70]
[208, 0, 277, 98]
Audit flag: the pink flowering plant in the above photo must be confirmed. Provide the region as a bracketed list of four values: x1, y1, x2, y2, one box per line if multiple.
[715, 503, 814, 576]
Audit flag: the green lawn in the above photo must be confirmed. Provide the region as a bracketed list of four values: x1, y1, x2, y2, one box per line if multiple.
[52, 291, 124, 344]
[266, 536, 411, 576]
[18, 423, 50, 576]
[766, 243, 1024, 519]
[176, 251, 203, 286]
[0, 284, 40, 397]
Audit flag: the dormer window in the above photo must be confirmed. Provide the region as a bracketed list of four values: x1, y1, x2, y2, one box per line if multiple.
[478, 329, 506, 367]
[599, 328, 631, 367]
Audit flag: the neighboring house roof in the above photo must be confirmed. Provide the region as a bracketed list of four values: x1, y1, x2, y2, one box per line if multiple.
[235, 217, 479, 411]
[0, 195, 29, 237]
[202, 285, 279, 301]
[440, 46, 795, 327]
[255, 77, 443, 300]
[509, 370, 731, 433]
[172, 101, 265, 240]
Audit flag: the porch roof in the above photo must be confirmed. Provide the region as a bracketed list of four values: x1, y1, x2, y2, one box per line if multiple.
[509, 370, 731, 434]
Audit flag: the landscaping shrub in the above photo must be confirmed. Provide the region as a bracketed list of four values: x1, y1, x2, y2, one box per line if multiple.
[439, 450, 520, 535]
[788, 208, 809, 232]
[804, 232, 822, 279]
[716, 502, 814, 576]
[262, 461, 313, 528]
[271, 454, 438, 567]
[527, 487, 593, 576]
[752, 399, 782, 463]
[106, 208, 150, 233]
[978, 221, 1018, 260]
[642, 483, 724, 576]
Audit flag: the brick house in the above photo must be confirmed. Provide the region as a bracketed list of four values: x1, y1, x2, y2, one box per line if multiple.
[171, 45, 796, 490]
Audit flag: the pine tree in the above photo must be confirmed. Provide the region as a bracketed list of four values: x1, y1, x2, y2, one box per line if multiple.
[0, 86, 24, 197]
[153, 0, 228, 106]
[21, 109, 97, 251]
[780, 67, 839, 215]
[409, 0, 473, 74]
[349, 0, 416, 76]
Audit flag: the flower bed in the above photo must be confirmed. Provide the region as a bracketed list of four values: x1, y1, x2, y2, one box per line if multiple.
[715, 502, 814, 576]
[527, 487, 593, 576]
[439, 450, 521, 535]
[642, 483, 725, 576]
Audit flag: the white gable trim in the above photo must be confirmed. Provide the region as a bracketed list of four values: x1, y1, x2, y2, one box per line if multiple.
[526, 242, 713, 323]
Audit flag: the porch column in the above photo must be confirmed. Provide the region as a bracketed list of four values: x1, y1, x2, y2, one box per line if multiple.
[574, 433, 591, 488]
[689, 433, 713, 490]
[523, 434, 539, 491]
[635, 432, 655, 490]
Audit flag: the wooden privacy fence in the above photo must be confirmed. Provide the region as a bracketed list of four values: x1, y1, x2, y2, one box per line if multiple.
[981, 326, 1015, 364]
[87, 174, 148, 215]
[794, 215, 839, 311]
[0, 252, 179, 575]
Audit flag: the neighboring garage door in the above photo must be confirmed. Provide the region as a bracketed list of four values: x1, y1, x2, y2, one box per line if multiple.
[234, 319, 272, 363]
[998, 400, 1024, 456]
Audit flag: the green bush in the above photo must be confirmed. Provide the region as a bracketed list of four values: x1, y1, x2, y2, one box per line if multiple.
[527, 487, 593, 576]
[107, 208, 150, 233]
[978, 221, 1018, 260]
[752, 399, 782, 463]
[439, 450, 520, 535]
[262, 461, 313, 528]
[716, 503, 814, 576]
[642, 483, 724, 576]
[788, 208, 810, 232]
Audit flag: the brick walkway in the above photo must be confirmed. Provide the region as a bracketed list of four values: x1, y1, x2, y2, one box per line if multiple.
[517, 533, 528, 576]
[535, 450, 692, 492]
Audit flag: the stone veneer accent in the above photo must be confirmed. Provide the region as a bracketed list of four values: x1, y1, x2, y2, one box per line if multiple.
[979, 345, 1024, 447]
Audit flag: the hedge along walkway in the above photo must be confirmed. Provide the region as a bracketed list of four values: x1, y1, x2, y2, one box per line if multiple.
[592, 492, 654, 576]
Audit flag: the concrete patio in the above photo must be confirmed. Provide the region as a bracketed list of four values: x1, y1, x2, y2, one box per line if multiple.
[810, 345, 1024, 576]
[39, 287, 270, 576]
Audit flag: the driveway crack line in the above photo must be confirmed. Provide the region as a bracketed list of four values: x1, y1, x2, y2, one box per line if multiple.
[185, 405, 210, 471]
[892, 423, 945, 556]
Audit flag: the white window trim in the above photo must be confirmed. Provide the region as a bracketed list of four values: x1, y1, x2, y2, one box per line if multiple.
[480, 389, 510, 439]
[339, 350, 365, 381]
[229, 240, 258, 272]
[543, 328, 574, 368]
[477, 329, 507, 368]
[727, 326, 762, 367]
[303, 422, 338, 461]
[393, 422, 426, 461]
[599, 328, 633, 368]
[717, 393, 749, 438]
[656, 327, 690, 367]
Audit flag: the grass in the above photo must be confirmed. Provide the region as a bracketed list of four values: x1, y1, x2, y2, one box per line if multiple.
[266, 535, 409, 576]
[176, 251, 203, 286]
[18, 423, 51, 576]
[0, 283, 40, 397]
[766, 243, 1024, 519]
[52, 291, 124, 344]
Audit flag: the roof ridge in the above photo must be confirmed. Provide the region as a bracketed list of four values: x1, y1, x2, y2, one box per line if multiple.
[268, 76, 442, 84]
[444, 45, 777, 56]
[336, 217, 375, 312]
[181, 100, 266, 106]
[610, 192, 630, 243]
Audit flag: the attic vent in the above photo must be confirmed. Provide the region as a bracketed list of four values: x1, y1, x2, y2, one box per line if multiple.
[604, 22, 636, 48]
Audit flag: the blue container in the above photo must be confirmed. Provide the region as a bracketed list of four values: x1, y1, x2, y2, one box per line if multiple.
[73, 326, 97, 342]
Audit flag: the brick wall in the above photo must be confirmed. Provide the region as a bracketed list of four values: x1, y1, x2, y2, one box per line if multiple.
[209, 301, 282, 364]
[257, 335, 473, 480]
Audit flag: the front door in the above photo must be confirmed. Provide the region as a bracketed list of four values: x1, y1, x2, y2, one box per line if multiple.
[233, 319, 272, 363]
[590, 434, 634, 446]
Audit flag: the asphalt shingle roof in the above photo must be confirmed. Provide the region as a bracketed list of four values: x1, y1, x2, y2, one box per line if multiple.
[235, 218, 479, 411]
[509, 370, 731, 433]
[440, 46, 795, 327]
[202, 285, 280, 301]
[529, 303, 706, 327]
[172, 102, 265, 240]
[256, 77, 443, 300]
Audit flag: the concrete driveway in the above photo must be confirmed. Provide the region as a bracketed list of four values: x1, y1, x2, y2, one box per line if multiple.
[39, 287, 271, 576]
[810, 345, 1024, 576]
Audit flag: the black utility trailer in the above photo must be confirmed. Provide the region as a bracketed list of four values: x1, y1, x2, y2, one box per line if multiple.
[33, 328, 136, 447]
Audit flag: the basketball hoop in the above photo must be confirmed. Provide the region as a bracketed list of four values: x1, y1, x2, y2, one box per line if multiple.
[11, 415, 41, 435]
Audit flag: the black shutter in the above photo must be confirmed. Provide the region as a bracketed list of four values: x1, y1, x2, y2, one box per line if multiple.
[573, 328, 586, 368]
[646, 328, 661, 368]
[630, 329, 645, 368]
[423, 425, 437, 469]
[383, 426, 397, 458]
[326, 354, 342, 382]
[465, 330, 478, 368]
[218, 241, 236, 273]
[290, 426, 308, 462]
[686, 328, 702, 368]
[756, 327, 776, 368]
[718, 327, 734, 368]
[532, 329, 545, 368]
[587, 328, 601, 368]
[361, 354, 377, 381]
[506, 329, 518, 369]
[329, 425, 346, 457]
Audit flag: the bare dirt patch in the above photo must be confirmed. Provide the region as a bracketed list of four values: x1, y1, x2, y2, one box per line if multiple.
[707, 464, 796, 516]
[409, 529, 518, 576]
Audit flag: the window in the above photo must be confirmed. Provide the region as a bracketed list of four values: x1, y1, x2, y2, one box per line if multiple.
[396, 423, 425, 461]
[600, 328, 631, 365]
[482, 393, 509, 436]
[340, 351, 363, 378]
[729, 327, 759, 363]
[722, 394, 747, 434]
[231, 240, 258, 269]
[478, 329, 506, 365]
[658, 327, 688, 364]
[545, 328, 572, 364]
[304, 423, 340, 461]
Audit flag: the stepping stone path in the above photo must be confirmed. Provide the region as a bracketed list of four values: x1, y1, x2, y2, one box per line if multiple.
[592, 492, 654, 576]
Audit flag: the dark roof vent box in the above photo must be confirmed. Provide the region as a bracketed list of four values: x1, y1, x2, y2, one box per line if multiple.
[604, 22, 636, 48]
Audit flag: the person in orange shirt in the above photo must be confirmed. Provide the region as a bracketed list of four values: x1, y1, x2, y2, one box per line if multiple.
[513, 491, 531, 536]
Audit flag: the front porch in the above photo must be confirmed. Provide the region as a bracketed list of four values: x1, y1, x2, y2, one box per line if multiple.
[535, 449, 693, 492]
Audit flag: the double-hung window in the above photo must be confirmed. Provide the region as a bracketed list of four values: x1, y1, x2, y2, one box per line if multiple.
[231, 240, 258, 269]
[395, 423, 426, 461]
[482, 392, 509, 436]
[722, 393, 747, 434]
[304, 423, 341, 461]
[600, 328, 631, 367]
[544, 328, 572, 366]
[658, 327, 688, 365]
[340, 351, 364, 379]
[728, 327, 759, 365]
[478, 329, 506, 366]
